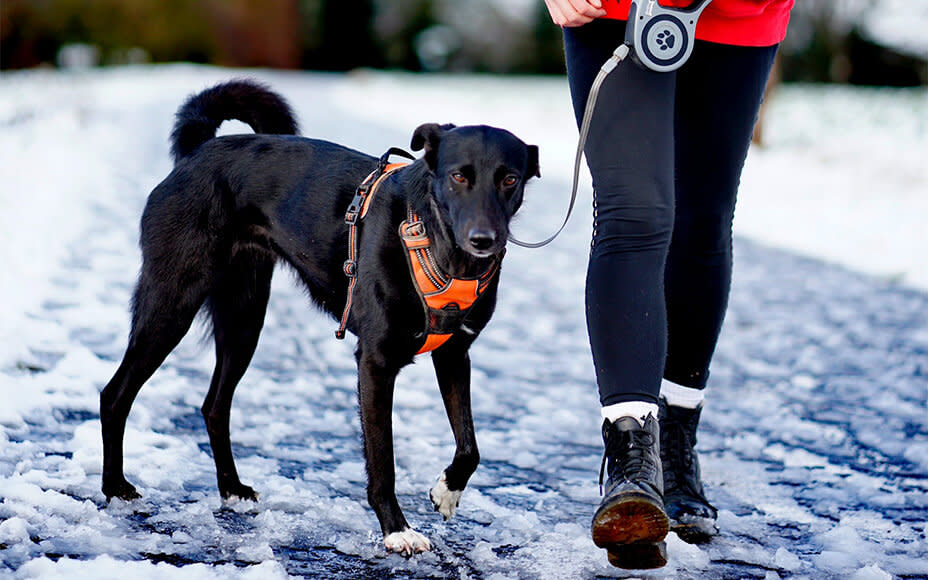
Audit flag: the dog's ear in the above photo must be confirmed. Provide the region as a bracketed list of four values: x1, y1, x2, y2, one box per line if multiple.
[527, 145, 541, 178]
[411, 123, 456, 169]
[411, 123, 439, 152]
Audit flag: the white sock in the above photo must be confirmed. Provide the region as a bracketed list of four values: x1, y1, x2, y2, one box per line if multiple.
[601, 401, 659, 426]
[660, 379, 705, 409]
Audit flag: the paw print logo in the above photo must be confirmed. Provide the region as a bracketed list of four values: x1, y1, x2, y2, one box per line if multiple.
[656, 30, 676, 51]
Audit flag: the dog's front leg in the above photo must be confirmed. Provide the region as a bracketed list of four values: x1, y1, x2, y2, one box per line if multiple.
[357, 350, 432, 556]
[429, 345, 479, 520]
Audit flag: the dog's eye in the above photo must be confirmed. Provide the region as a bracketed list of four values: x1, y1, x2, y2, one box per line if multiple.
[502, 175, 519, 188]
[450, 172, 467, 184]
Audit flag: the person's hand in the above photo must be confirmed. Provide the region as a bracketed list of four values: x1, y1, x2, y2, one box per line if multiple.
[543, 0, 607, 27]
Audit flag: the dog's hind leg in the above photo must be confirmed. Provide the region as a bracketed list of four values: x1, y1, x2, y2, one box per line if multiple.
[357, 349, 432, 555]
[101, 274, 208, 501]
[202, 253, 274, 502]
[429, 345, 479, 520]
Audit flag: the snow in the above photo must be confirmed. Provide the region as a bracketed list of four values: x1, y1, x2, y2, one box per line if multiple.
[1, 65, 927, 578]
[17, 556, 290, 580]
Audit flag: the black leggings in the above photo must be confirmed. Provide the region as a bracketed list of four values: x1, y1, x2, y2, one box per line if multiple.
[563, 19, 778, 406]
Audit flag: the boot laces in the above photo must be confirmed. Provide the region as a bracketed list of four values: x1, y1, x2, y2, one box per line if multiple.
[599, 425, 656, 494]
[662, 410, 709, 502]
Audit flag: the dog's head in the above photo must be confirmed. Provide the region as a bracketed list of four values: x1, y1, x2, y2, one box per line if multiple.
[411, 123, 540, 258]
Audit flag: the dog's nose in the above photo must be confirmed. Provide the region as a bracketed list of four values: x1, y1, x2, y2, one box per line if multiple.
[468, 229, 497, 252]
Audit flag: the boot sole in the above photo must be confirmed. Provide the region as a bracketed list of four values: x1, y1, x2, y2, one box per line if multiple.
[671, 514, 719, 544]
[591, 492, 669, 547]
[607, 541, 668, 569]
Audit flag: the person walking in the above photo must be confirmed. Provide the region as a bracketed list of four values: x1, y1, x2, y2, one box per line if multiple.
[542, 0, 793, 568]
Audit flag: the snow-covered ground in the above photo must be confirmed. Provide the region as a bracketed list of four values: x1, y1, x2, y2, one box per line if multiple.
[1, 66, 926, 579]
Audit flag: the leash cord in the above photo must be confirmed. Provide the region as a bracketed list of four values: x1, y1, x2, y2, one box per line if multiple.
[509, 43, 630, 249]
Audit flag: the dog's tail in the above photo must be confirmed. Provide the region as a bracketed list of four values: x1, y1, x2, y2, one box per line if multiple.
[170, 79, 300, 163]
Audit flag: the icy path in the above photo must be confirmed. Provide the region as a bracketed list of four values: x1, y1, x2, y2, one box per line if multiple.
[1, 68, 926, 579]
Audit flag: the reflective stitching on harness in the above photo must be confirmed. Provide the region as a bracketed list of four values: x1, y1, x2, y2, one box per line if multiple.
[415, 250, 443, 290]
[423, 248, 449, 286]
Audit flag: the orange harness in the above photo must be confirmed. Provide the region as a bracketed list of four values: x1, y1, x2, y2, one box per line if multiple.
[399, 211, 501, 354]
[336, 150, 501, 354]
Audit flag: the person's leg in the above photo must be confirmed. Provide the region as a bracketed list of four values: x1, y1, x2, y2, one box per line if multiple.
[565, 19, 676, 412]
[661, 40, 779, 541]
[564, 19, 676, 565]
[665, 40, 778, 389]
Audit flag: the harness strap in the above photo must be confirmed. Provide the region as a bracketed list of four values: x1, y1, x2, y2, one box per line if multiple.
[335, 148, 414, 340]
[400, 208, 502, 354]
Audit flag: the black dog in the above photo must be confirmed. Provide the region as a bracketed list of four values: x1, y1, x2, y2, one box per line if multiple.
[99, 80, 540, 555]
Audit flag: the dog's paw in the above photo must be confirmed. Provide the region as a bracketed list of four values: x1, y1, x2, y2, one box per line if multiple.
[429, 471, 463, 521]
[103, 478, 142, 502]
[220, 483, 259, 503]
[384, 528, 432, 556]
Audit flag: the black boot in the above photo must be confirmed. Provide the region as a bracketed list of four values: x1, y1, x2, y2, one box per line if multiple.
[659, 397, 718, 543]
[592, 414, 668, 569]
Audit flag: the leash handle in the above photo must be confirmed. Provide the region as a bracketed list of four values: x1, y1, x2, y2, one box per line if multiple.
[625, 0, 712, 73]
[509, 44, 630, 249]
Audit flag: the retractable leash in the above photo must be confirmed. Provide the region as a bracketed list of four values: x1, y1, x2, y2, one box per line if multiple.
[508, 0, 712, 249]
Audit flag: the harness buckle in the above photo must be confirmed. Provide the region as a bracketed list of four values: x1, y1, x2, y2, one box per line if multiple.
[401, 220, 428, 242]
[343, 260, 357, 277]
[345, 187, 368, 224]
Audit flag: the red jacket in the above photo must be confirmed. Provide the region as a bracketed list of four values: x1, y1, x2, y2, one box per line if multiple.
[602, 0, 794, 47]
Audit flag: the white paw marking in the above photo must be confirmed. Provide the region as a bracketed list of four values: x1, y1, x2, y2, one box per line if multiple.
[429, 471, 463, 520]
[384, 528, 432, 556]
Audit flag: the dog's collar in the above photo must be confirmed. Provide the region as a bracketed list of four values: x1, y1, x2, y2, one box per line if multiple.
[399, 207, 502, 354]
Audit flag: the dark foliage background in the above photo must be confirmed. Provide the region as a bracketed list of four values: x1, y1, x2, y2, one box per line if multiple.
[2, 0, 925, 85]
